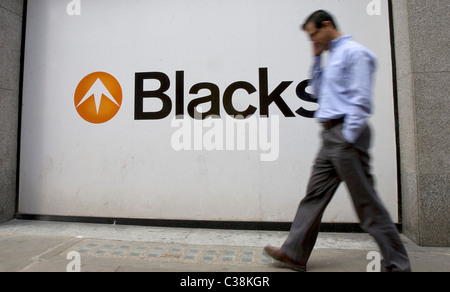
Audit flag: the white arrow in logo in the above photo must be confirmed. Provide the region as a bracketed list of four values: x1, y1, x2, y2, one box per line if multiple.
[76, 78, 120, 114]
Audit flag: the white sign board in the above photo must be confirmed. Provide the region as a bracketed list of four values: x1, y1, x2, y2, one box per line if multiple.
[19, 0, 398, 223]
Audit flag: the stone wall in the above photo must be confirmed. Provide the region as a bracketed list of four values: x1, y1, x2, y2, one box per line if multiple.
[0, 0, 23, 223]
[392, 0, 449, 246]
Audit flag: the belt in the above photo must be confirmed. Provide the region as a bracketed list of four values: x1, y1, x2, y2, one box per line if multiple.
[321, 117, 345, 130]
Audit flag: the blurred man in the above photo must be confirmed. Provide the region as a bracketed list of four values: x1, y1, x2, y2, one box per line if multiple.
[264, 10, 411, 272]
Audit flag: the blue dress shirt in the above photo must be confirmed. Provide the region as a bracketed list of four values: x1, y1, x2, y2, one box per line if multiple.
[311, 35, 377, 144]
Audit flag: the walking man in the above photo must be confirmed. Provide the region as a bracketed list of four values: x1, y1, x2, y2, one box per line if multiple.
[264, 10, 411, 272]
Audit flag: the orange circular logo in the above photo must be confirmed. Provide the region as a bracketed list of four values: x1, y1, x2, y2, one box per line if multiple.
[74, 72, 123, 124]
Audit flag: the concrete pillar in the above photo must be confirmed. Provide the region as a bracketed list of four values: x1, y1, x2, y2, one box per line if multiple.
[392, 0, 449, 246]
[0, 0, 23, 223]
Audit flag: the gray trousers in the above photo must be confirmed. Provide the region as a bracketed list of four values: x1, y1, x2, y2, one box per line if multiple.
[281, 122, 411, 272]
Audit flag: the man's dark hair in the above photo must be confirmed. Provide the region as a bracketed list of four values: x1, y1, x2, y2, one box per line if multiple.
[302, 10, 339, 30]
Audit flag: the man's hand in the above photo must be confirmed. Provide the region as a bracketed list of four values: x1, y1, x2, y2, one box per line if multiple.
[313, 44, 324, 57]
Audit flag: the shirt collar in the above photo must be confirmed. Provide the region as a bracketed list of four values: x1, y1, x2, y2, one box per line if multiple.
[330, 35, 352, 52]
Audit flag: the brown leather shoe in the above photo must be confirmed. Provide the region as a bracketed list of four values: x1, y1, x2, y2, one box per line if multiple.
[263, 246, 307, 272]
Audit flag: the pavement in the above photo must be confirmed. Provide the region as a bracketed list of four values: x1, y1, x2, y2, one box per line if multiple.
[0, 219, 449, 273]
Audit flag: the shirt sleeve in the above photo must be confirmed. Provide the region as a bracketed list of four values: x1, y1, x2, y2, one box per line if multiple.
[310, 56, 322, 98]
[342, 50, 376, 144]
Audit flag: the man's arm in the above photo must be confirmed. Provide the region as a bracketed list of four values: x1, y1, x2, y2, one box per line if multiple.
[310, 56, 322, 100]
[343, 49, 376, 144]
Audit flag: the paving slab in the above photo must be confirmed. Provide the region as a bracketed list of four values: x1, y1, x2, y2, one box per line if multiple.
[0, 220, 449, 273]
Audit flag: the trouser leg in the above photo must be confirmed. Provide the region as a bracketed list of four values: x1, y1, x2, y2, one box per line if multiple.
[281, 148, 341, 264]
[332, 125, 411, 272]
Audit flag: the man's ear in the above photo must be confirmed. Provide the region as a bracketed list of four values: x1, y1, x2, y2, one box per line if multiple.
[322, 20, 334, 29]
